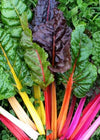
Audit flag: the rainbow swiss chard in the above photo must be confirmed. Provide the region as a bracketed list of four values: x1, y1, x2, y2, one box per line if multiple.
[20, 12, 54, 138]
[0, 106, 39, 140]
[0, 114, 30, 140]
[57, 25, 97, 136]
[0, 0, 45, 135]
[32, 8, 72, 73]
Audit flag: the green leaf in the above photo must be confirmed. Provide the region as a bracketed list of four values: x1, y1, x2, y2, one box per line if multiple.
[1, 0, 32, 37]
[20, 13, 54, 89]
[46, 130, 52, 136]
[92, 31, 100, 73]
[0, 67, 16, 100]
[0, 29, 33, 100]
[62, 25, 97, 98]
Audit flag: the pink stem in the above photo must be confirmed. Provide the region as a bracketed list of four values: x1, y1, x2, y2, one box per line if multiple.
[60, 97, 86, 140]
[0, 114, 30, 140]
[80, 116, 100, 140]
[82, 94, 100, 115]
[69, 95, 100, 140]
[75, 103, 100, 140]
[61, 96, 76, 136]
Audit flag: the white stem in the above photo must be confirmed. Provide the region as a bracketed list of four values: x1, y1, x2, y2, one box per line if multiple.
[80, 116, 100, 140]
[0, 106, 39, 140]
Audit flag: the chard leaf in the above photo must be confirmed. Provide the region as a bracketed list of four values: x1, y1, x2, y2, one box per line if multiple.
[32, 9, 72, 73]
[62, 25, 97, 98]
[0, 67, 16, 100]
[20, 13, 54, 90]
[0, 29, 33, 100]
[1, 0, 32, 38]
[31, 0, 58, 26]
[92, 31, 100, 73]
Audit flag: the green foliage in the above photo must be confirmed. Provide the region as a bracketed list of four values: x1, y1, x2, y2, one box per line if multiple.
[20, 13, 54, 89]
[1, 0, 32, 37]
[0, 29, 33, 100]
[37, 135, 46, 140]
[92, 31, 100, 74]
[0, 122, 17, 140]
[90, 126, 100, 140]
[0, 67, 16, 100]
[61, 25, 97, 98]
[58, 0, 100, 33]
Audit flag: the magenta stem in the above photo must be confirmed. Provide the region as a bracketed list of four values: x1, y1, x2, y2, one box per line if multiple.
[80, 116, 100, 140]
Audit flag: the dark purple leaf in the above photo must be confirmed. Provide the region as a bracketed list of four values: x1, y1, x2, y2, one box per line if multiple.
[32, 8, 72, 73]
[31, 0, 58, 26]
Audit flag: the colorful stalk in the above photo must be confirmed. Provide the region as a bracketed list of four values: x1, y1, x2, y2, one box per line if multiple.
[70, 95, 100, 139]
[57, 64, 76, 137]
[33, 85, 46, 125]
[75, 103, 100, 140]
[0, 44, 45, 135]
[0, 114, 30, 140]
[60, 97, 86, 140]
[8, 96, 36, 130]
[61, 96, 76, 136]
[51, 81, 57, 140]
[80, 116, 100, 140]
[0, 106, 39, 140]
[44, 88, 51, 140]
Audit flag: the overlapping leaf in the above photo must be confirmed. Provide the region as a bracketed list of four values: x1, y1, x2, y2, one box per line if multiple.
[31, 0, 58, 26]
[0, 67, 16, 100]
[1, 0, 32, 38]
[92, 31, 100, 73]
[20, 13, 54, 90]
[32, 9, 72, 73]
[0, 29, 33, 100]
[61, 25, 97, 97]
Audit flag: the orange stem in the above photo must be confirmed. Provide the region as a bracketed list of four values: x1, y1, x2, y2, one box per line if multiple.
[57, 63, 76, 137]
[51, 81, 57, 140]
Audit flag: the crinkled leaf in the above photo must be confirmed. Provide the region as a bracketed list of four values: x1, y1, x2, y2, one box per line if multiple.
[61, 25, 97, 98]
[0, 29, 33, 100]
[92, 31, 100, 73]
[31, 0, 58, 26]
[20, 13, 54, 90]
[0, 67, 16, 100]
[1, 0, 32, 37]
[32, 9, 72, 73]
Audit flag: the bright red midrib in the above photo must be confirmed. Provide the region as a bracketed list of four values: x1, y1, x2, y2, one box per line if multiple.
[47, 0, 50, 21]
[36, 50, 45, 82]
[52, 36, 56, 66]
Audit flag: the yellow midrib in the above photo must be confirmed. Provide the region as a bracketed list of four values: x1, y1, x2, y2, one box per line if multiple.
[0, 43, 45, 135]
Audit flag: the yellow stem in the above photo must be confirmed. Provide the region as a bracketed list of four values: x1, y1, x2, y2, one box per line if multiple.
[33, 85, 46, 125]
[0, 44, 45, 135]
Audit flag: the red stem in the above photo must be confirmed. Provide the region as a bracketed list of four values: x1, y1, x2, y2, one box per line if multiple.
[0, 114, 30, 140]
[44, 88, 51, 140]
